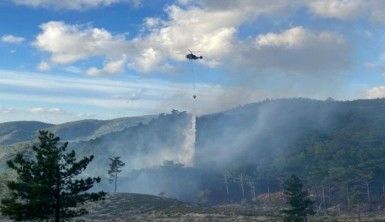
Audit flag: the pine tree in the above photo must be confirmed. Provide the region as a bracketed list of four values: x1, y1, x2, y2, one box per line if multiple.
[282, 175, 315, 222]
[0, 130, 105, 221]
[108, 156, 125, 193]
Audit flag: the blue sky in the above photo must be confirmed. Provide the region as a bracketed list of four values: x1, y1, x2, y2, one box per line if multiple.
[1, 0, 385, 123]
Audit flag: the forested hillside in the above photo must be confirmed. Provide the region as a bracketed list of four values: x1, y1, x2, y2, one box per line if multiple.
[2, 98, 385, 210]
[72, 110, 194, 176]
[195, 98, 385, 209]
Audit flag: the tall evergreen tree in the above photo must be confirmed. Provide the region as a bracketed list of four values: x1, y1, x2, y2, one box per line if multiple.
[282, 175, 315, 222]
[108, 156, 125, 193]
[0, 130, 105, 221]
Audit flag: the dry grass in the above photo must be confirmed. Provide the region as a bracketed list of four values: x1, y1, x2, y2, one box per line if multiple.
[77, 193, 279, 221]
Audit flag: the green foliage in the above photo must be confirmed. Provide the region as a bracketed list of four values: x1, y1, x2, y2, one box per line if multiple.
[0, 130, 105, 221]
[0, 171, 13, 200]
[4, 99, 385, 207]
[282, 175, 315, 222]
[108, 156, 125, 193]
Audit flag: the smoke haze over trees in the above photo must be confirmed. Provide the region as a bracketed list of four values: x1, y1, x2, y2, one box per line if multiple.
[2, 98, 385, 210]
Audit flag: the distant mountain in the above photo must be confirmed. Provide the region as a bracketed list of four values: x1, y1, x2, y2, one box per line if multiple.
[0, 116, 154, 146]
[0, 121, 54, 146]
[3, 98, 385, 204]
[3, 98, 385, 173]
[46, 115, 154, 142]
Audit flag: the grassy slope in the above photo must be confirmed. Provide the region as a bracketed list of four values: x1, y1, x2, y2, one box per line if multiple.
[0, 192, 384, 221]
[79, 193, 385, 221]
[78, 193, 279, 221]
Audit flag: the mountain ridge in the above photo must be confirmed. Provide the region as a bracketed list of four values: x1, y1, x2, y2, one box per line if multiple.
[0, 115, 155, 146]
[3, 98, 385, 203]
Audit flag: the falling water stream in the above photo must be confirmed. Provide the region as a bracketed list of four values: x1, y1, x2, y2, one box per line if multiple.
[179, 114, 196, 167]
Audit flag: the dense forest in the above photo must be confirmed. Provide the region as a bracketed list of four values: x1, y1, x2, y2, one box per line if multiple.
[193, 98, 385, 210]
[2, 98, 385, 213]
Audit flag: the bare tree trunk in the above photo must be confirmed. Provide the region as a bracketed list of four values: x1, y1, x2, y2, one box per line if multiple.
[322, 185, 325, 209]
[247, 179, 256, 201]
[327, 185, 331, 207]
[276, 176, 283, 193]
[267, 183, 271, 201]
[366, 181, 371, 204]
[239, 174, 245, 199]
[346, 185, 350, 208]
[224, 173, 229, 198]
[382, 181, 385, 200]
[358, 203, 361, 222]
[55, 170, 61, 222]
[382, 181, 385, 206]
[337, 204, 341, 216]
[252, 182, 256, 200]
[55, 191, 60, 222]
[114, 172, 118, 193]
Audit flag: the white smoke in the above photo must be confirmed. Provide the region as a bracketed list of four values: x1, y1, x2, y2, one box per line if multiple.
[179, 115, 196, 166]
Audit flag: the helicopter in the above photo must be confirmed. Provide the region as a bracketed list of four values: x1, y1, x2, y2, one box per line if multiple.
[185, 49, 202, 99]
[186, 49, 203, 60]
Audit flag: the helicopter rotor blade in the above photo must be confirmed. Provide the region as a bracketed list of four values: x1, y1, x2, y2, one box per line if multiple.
[189, 49, 202, 53]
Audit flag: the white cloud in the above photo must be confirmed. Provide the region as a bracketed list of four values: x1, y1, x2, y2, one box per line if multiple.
[133, 48, 161, 72]
[255, 26, 347, 49]
[309, 0, 385, 22]
[143, 17, 163, 28]
[191, 0, 385, 23]
[366, 86, 385, 99]
[1, 34, 25, 44]
[32, 3, 271, 73]
[0, 107, 16, 114]
[256, 26, 311, 48]
[35, 21, 130, 64]
[131, 5, 240, 70]
[37, 61, 51, 71]
[0, 106, 95, 124]
[234, 26, 350, 74]
[86, 55, 127, 76]
[33, 2, 354, 76]
[135, 2, 352, 75]
[34, 6, 239, 73]
[11, 0, 141, 10]
[63, 66, 83, 74]
[29, 107, 62, 114]
[190, 0, 305, 15]
[34, 21, 134, 74]
[309, 0, 366, 20]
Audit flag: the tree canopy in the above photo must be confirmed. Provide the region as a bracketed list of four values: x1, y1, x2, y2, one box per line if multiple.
[108, 156, 126, 193]
[282, 175, 315, 222]
[0, 130, 105, 221]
